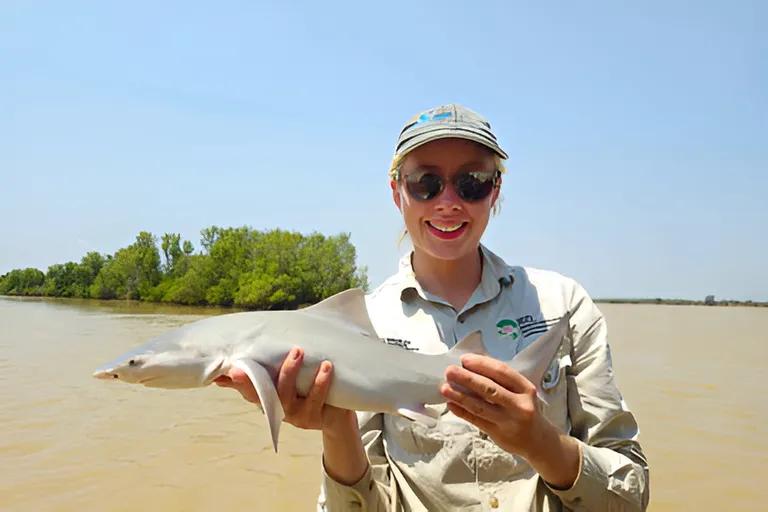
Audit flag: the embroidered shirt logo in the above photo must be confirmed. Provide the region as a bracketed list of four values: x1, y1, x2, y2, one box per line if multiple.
[496, 319, 521, 340]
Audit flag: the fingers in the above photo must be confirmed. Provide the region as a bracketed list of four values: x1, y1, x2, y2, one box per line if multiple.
[304, 361, 333, 418]
[441, 379, 504, 422]
[444, 364, 516, 409]
[217, 349, 336, 430]
[215, 368, 261, 404]
[446, 401, 495, 434]
[460, 354, 537, 396]
[278, 347, 303, 414]
[213, 375, 233, 387]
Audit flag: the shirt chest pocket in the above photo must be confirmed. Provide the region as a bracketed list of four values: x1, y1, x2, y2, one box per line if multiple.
[539, 353, 572, 431]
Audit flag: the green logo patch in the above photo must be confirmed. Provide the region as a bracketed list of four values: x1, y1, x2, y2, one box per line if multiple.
[496, 319, 521, 340]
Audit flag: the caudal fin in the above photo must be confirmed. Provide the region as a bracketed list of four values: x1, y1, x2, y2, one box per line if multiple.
[232, 359, 285, 453]
[508, 314, 570, 394]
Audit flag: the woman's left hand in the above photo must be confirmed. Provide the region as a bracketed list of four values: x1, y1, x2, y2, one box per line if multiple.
[440, 353, 581, 489]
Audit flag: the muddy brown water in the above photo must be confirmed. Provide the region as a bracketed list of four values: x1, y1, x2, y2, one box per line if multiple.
[1, 297, 766, 511]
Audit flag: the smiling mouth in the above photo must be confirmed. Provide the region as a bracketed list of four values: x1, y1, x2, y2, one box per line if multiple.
[427, 221, 466, 233]
[426, 221, 468, 239]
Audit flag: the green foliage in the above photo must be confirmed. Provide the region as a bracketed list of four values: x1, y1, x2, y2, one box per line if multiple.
[200, 226, 222, 253]
[161, 233, 183, 275]
[0, 268, 46, 295]
[160, 254, 215, 305]
[182, 240, 194, 256]
[89, 231, 161, 300]
[0, 226, 368, 309]
[44, 262, 81, 297]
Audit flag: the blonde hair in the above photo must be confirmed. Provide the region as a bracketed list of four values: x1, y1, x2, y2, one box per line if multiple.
[388, 152, 507, 180]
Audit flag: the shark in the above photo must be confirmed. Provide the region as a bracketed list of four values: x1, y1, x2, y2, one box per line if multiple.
[94, 288, 569, 451]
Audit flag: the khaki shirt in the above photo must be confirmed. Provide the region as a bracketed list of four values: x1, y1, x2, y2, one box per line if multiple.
[319, 246, 649, 511]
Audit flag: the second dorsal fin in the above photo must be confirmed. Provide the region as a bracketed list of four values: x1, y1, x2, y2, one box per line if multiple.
[302, 288, 378, 337]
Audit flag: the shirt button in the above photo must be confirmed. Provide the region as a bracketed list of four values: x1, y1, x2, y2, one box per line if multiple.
[489, 495, 499, 508]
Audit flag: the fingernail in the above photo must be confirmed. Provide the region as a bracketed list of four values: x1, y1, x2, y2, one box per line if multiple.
[322, 361, 331, 373]
[292, 348, 301, 360]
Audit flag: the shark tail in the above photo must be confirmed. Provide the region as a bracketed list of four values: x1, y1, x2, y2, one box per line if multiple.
[447, 313, 570, 396]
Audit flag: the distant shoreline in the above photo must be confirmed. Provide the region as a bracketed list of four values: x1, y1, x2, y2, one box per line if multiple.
[2, 293, 766, 309]
[595, 298, 768, 308]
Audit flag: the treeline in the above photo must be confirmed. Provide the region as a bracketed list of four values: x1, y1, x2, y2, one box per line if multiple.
[0, 227, 368, 310]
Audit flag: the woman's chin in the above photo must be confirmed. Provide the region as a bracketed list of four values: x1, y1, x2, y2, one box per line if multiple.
[414, 237, 479, 263]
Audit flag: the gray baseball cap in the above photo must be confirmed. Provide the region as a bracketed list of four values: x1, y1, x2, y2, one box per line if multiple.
[394, 104, 508, 160]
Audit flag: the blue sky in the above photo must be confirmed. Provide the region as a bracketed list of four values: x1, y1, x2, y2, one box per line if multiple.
[2, 1, 766, 301]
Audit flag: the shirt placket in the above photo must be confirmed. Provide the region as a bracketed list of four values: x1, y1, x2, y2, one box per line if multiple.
[441, 303, 504, 510]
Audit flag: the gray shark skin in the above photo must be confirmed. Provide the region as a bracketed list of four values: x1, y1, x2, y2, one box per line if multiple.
[94, 288, 569, 451]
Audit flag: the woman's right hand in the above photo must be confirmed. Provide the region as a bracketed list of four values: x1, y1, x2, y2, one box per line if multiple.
[214, 347, 357, 432]
[216, 346, 369, 485]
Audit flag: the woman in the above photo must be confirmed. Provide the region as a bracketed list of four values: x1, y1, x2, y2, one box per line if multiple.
[216, 104, 649, 511]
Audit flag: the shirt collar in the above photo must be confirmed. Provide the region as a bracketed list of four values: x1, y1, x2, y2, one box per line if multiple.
[396, 244, 514, 312]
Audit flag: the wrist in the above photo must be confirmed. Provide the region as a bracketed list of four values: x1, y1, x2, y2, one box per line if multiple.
[523, 420, 580, 490]
[321, 408, 368, 486]
[321, 407, 358, 441]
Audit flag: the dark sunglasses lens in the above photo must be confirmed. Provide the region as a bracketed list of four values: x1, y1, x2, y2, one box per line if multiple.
[405, 173, 443, 201]
[455, 172, 496, 201]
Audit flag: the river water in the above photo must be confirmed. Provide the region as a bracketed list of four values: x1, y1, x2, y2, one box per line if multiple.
[1, 296, 766, 511]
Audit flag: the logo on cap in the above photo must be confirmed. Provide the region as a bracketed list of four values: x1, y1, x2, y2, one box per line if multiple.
[416, 111, 453, 124]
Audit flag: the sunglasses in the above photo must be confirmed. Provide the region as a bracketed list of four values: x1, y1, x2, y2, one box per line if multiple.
[401, 169, 499, 202]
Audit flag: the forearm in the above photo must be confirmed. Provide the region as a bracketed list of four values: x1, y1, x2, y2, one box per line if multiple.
[322, 410, 368, 485]
[524, 422, 581, 489]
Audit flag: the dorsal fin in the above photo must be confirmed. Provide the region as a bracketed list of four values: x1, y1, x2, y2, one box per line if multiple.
[302, 288, 378, 337]
[448, 330, 488, 357]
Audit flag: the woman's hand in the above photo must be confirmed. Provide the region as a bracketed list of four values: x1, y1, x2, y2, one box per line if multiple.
[215, 347, 369, 485]
[214, 347, 355, 432]
[440, 353, 581, 489]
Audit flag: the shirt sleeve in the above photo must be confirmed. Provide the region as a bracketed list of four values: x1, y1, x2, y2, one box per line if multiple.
[317, 412, 405, 512]
[547, 282, 650, 511]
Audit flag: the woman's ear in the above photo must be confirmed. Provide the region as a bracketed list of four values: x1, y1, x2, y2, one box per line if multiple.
[391, 179, 402, 211]
[491, 174, 502, 205]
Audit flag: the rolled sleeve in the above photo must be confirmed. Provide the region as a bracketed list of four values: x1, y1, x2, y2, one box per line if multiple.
[318, 413, 401, 512]
[548, 441, 648, 511]
[548, 281, 650, 511]
[320, 463, 374, 511]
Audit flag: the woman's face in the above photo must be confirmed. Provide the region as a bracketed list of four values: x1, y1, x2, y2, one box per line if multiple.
[391, 138, 501, 263]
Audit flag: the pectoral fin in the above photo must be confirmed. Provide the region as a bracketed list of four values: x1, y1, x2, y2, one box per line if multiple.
[232, 359, 284, 453]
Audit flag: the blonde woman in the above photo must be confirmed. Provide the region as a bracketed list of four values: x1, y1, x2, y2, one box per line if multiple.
[216, 104, 649, 511]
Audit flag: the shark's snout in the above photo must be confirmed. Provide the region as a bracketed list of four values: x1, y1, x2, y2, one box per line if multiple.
[93, 369, 118, 380]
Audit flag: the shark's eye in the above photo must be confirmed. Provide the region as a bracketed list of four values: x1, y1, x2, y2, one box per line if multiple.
[129, 359, 136, 366]
[113, 374, 118, 379]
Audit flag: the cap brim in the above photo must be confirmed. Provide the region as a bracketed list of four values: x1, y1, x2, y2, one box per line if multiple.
[396, 126, 508, 160]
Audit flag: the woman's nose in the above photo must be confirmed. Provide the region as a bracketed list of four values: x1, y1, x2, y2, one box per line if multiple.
[434, 182, 464, 211]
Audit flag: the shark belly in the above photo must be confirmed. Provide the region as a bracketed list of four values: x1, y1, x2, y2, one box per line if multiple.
[293, 343, 451, 415]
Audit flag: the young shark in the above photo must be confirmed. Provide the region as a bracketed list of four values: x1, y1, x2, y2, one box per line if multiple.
[94, 288, 569, 451]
